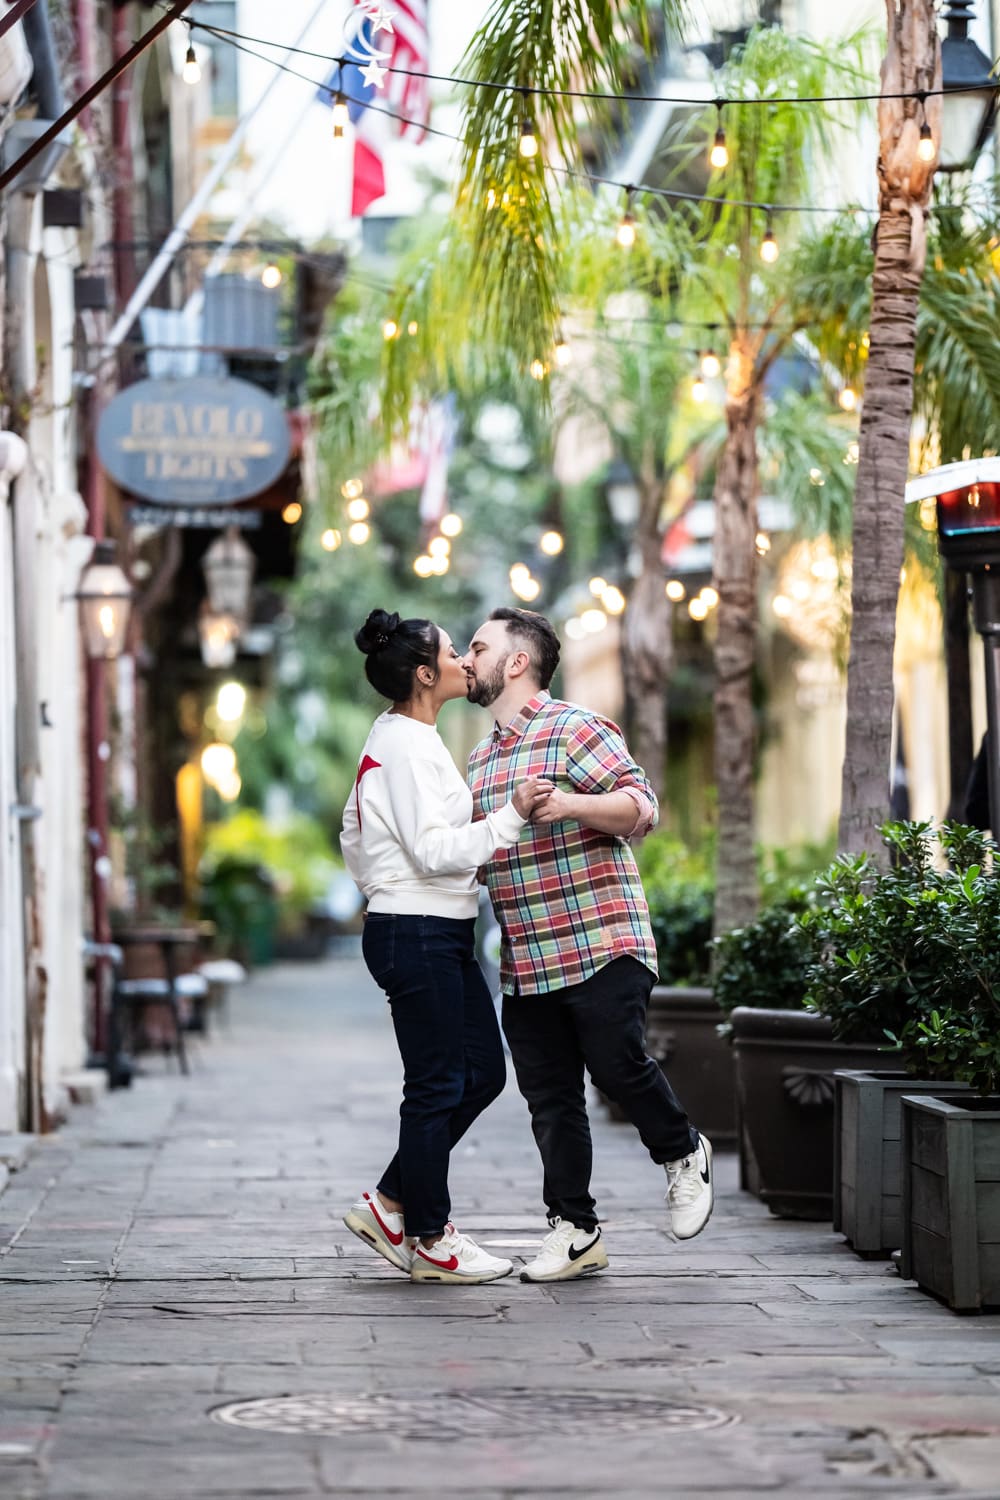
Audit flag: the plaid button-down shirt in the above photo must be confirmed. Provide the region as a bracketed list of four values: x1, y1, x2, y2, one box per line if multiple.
[468, 692, 659, 996]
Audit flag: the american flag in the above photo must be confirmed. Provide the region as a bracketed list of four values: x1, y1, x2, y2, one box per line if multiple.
[382, 0, 430, 142]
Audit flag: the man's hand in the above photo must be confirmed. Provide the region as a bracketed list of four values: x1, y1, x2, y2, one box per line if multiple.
[529, 787, 576, 825]
[512, 775, 556, 818]
[530, 786, 645, 837]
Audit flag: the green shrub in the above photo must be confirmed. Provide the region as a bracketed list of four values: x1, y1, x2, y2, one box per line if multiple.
[200, 809, 339, 938]
[802, 820, 1000, 1091]
[712, 888, 816, 1015]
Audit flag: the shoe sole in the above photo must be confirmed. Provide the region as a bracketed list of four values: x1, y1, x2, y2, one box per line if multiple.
[343, 1209, 412, 1273]
[410, 1263, 514, 1285]
[520, 1246, 609, 1283]
[669, 1137, 714, 1240]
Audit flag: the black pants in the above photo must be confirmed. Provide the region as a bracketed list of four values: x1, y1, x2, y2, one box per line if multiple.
[363, 913, 505, 1238]
[502, 956, 696, 1232]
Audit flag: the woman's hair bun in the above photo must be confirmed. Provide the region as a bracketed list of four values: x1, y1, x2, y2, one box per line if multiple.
[355, 609, 401, 656]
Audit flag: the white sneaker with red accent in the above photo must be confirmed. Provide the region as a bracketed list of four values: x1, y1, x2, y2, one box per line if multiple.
[410, 1224, 513, 1284]
[343, 1190, 413, 1273]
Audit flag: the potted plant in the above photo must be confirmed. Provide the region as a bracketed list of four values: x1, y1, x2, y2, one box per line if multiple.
[715, 887, 886, 1220]
[803, 822, 981, 1258]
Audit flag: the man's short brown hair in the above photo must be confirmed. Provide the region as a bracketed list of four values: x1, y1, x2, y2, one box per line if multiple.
[488, 608, 561, 690]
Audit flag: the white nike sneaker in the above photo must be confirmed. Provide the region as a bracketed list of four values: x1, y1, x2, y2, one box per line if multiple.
[410, 1223, 513, 1284]
[665, 1134, 714, 1239]
[343, 1190, 413, 1273]
[520, 1218, 609, 1283]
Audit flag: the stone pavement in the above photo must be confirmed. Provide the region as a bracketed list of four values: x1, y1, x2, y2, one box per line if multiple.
[2, 951, 1000, 1500]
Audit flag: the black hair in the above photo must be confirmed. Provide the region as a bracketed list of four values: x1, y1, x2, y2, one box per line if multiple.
[488, 607, 561, 690]
[355, 608, 441, 702]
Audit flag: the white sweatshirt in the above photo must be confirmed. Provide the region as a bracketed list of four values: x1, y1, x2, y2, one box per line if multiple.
[340, 711, 526, 918]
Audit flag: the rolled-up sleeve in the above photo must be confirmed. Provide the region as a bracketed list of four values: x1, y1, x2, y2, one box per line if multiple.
[564, 717, 659, 837]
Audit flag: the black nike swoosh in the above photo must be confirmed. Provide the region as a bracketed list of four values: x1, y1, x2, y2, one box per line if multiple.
[701, 1167, 711, 1183]
[568, 1233, 601, 1262]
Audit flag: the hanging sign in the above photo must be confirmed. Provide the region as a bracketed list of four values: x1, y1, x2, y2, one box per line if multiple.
[97, 375, 292, 506]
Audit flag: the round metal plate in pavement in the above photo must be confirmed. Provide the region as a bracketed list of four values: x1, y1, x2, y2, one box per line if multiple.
[209, 1389, 736, 1439]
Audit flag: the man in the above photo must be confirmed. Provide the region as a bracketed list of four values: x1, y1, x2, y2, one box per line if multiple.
[464, 607, 712, 1284]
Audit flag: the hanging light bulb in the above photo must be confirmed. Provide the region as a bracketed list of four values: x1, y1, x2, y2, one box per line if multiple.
[341, 478, 364, 500]
[615, 188, 637, 250]
[346, 497, 370, 522]
[553, 336, 572, 368]
[692, 375, 708, 403]
[918, 120, 936, 162]
[321, 528, 342, 552]
[700, 349, 721, 379]
[518, 113, 539, 159]
[261, 263, 282, 289]
[182, 40, 201, 85]
[539, 530, 564, 556]
[529, 358, 548, 381]
[709, 102, 729, 169]
[760, 215, 779, 264]
[838, 385, 858, 412]
[382, 319, 399, 340]
[440, 513, 463, 537]
[413, 555, 434, 577]
[665, 579, 686, 602]
[282, 501, 303, 525]
[332, 90, 350, 138]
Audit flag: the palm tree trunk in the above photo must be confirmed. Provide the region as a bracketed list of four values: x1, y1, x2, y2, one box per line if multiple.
[622, 477, 670, 800]
[838, 0, 940, 855]
[712, 348, 760, 937]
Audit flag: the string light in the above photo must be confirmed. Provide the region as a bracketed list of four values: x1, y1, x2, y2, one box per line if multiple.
[700, 350, 721, 379]
[281, 501, 302, 525]
[602, 585, 626, 614]
[346, 498, 370, 522]
[589, 576, 608, 596]
[510, 563, 532, 585]
[414, 554, 433, 576]
[348, 522, 370, 545]
[665, 579, 686, 601]
[429, 554, 450, 575]
[709, 101, 729, 169]
[261, 263, 282, 288]
[341, 478, 364, 500]
[182, 39, 201, 85]
[580, 608, 607, 633]
[518, 94, 539, 160]
[838, 385, 858, 412]
[332, 89, 349, 138]
[440, 513, 463, 537]
[540, 530, 564, 555]
[692, 375, 708, 403]
[382, 318, 399, 340]
[428, 535, 450, 558]
[407, 320, 419, 335]
[700, 586, 720, 609]
[530, 358, 548, 381]
[184, 15, 1000, 221]
[917, 91, 936, 162]
[760, 214, 779, 264]
[553, 337, 572, 368]
[689, 597, 709, 621]
[321, 528, 342, 551]
[755, 531, 771, 556]
[616, 187, 637, 249]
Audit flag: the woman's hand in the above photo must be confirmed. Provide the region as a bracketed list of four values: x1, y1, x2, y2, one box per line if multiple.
[512, 776, 555, 818]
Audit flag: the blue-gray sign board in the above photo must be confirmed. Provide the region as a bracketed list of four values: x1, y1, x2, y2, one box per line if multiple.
[97, 375, 292, 506]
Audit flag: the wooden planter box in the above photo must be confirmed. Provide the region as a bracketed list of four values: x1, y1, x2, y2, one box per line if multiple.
[834, 1071, 970, 1258]
[730, 1007, 885, 1220]
[900, 1093, 1000, 1311]
[601, 986, 737, 1147]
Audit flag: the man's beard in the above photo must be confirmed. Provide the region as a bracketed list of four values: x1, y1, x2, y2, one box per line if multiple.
[467, 656, 508, 707]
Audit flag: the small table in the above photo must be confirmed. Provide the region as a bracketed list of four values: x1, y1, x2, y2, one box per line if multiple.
[109, 926, 203, 1080]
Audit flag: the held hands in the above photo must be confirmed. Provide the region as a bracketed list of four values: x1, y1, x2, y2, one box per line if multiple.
[512, 775, 556, 818]
[527, 787, 576, 825]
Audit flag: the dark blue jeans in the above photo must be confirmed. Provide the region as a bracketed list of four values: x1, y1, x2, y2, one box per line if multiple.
[502, 957, 697, 1232]
[362, 913, 506, 1238]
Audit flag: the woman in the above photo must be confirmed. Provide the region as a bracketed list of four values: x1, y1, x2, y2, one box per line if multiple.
[341, 609, 552, 1284]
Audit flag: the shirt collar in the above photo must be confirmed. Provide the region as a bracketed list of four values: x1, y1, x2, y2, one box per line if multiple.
[492, 691, 551, 743]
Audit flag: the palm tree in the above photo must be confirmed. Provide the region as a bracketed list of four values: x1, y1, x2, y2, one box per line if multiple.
[798, 189, 1000, 820]
[835, 0, 941, 856]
